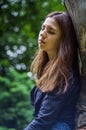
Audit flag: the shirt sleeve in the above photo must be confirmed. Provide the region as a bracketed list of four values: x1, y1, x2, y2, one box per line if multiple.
[24, 76, 80, 130]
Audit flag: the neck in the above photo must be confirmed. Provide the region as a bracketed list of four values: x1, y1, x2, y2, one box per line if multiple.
[47, 50, 57, 61]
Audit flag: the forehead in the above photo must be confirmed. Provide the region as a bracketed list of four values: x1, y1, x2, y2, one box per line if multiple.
[42, 17, 58, 30]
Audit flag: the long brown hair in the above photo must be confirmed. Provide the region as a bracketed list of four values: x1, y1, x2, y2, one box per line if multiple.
[31, 11, 80, 93]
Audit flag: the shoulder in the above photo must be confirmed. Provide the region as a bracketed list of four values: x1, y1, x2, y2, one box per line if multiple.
[30, 85, 46, 106]
[30, 68, 80, 102]
[48, 68, 80, 99]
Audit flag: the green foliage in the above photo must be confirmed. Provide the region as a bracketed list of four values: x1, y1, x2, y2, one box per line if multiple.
[0, 67, 35, 130]
[0, 0, 65, 72]
[0, 127, 15, 130]
[0, 0, 65, 129]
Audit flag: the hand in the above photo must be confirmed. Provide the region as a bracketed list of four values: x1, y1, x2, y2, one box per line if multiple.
[78, 126, 86, 130]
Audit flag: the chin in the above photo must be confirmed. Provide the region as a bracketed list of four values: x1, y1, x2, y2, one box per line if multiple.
[39, 45, 45, 50]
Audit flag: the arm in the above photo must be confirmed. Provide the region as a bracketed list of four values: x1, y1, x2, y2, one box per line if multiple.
[24, 76, 80, 130]
[24, 93, 65, 130]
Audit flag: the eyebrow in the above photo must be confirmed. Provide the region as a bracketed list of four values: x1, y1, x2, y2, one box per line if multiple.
[42, 24, 57, 32]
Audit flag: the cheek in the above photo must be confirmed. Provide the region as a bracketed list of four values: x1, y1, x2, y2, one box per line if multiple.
[49, 37, 60, 49]
[54, 34, 61, 47]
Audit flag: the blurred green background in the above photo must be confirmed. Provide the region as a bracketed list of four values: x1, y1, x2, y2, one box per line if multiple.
[0, 0, 65, 130]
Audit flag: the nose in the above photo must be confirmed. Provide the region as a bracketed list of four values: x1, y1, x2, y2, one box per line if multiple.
[40, 29, 47, 38]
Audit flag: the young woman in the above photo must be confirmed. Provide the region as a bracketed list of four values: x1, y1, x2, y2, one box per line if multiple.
[24, 12, 81, 130]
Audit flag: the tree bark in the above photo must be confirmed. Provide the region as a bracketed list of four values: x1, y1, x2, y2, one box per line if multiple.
[64, 0, 86, 75]
[64, 0, 86, 129]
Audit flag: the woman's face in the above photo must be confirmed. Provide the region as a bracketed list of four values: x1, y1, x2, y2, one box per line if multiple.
[38, 17, 62, 54]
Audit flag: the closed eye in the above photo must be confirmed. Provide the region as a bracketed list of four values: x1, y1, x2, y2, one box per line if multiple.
[41, 25, 56, 35]
[47, 30, 56, 34]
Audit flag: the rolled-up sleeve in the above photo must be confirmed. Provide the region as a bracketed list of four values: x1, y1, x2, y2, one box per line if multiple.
[24, 76, 80, 130]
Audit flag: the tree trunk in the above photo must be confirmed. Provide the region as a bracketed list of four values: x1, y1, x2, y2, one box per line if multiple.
[64, 0, 86, 75]
[64, 0, 86, 128]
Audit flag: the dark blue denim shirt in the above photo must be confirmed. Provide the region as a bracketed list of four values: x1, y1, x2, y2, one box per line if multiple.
[24, 69, 80, 130]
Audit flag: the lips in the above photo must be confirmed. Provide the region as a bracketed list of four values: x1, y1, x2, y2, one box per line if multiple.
[38, 39, 45, 44]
